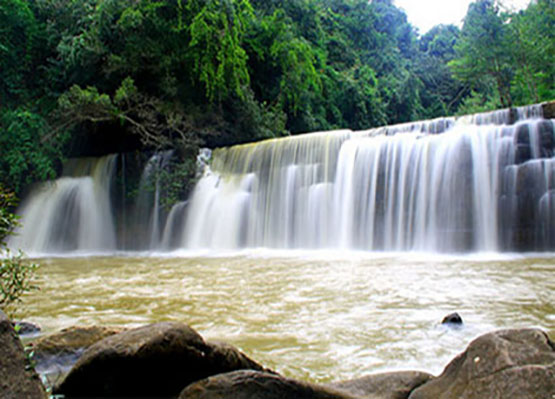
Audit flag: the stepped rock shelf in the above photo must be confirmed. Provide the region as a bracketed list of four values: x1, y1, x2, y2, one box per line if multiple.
[9, 101, 555, 254]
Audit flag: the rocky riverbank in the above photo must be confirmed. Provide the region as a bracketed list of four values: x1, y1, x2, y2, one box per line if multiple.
[1, 310, 554, 398]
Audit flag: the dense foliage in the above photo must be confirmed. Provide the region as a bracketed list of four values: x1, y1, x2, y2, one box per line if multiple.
[0, 186, 38, 313]
[0, 0, 553, 195]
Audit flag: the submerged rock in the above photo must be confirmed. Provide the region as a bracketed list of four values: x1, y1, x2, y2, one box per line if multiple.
[441, 312, 463, 326]
[12, 320, 41, 336]
[408, 328, 555, 399]
[0, 311, 46, 399]
[179, 370, 356, 399]
[329, 371, 433, 399]
[54, 322, 269, 398]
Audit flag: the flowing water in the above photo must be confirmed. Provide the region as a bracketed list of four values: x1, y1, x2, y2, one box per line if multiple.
[181, 117, 555, 252]
[8, 104, 555, 383]
[9, 104, 555, 254]
[19, 251, 554, 383]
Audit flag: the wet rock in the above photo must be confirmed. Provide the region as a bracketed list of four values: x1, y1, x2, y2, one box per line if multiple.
[514, 143, 531, 164]
[514, 123, 530, 145]
[12, 320, 41, 336]
[179, 370, 356, 399]
[204, 340, 273, 376]
[508, 107, 519, 124]
[441, 313, 463, 326]
[54, 322, 269, 398]
[32, 325, 125, 362]
[0, 310, 47, 399]
[542, 100, 555, 119]
[31, 325, 125, 385]
[538, 120, 555, 157]
[408, 328, 555, 399]
[329, 371, 433, 399]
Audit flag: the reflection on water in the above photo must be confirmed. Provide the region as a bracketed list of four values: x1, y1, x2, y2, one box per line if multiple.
[19, 251, 555, 382]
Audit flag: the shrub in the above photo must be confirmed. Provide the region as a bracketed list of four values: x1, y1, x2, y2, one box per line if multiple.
[0, 185, 38, 313]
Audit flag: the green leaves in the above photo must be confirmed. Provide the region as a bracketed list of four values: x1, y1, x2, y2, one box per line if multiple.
[0, 109, 61, 194]
[0, 0, 39, 103]
[188, 0, 252, 102]
[0, 249, 39, 310]
[0, 186, 39, 313]
[58, 85, 117, 119]
[448, 0, 554, 110]
[0, 185, 18, 244]
[272, 34, 322, 114]
[507, 0, 555, 105]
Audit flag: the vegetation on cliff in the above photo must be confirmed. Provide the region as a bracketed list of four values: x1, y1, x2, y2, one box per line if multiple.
[0, 0, 553, 195]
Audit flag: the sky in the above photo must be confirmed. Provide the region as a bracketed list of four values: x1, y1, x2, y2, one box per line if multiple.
[393, 0, 532, 34]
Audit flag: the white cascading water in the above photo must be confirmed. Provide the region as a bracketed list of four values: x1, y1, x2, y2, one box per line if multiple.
[129, 150, 174, 250]
[9, 155, 118, 253]
[179, 105, 555, 252]
[9, 104, 555, 253]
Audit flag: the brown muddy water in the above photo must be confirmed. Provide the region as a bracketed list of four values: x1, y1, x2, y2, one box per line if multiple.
[18, 250, 555, 383]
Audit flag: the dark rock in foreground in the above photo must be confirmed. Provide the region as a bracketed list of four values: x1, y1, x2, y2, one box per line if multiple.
[408, 328, 555, 399]
[179, 370, 357, 399]
[54, 321, 269, 398]
[0, 311, 46, 399]
[31, 325, 125, 385]
[47, 322, 554, 399]
[329, 371, 433, 399]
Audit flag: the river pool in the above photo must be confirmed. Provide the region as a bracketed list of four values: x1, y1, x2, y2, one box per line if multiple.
[19, 250, 555, 383]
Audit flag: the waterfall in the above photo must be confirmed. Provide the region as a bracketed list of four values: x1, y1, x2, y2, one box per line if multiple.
[9, 103, 555, 254]
[9, 155, 118, 253]
[160, 149, 211, 250]
[182, 105, 555, 252]
[9, 151, 177, 254]
[127, 150, 174, 250]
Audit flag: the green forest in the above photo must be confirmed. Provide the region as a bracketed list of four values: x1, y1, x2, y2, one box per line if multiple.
[1, 0, 554, 196]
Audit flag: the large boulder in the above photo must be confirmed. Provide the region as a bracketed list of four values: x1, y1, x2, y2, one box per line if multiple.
[179, 370, 357, 399]
[329, 371, 433, 399]
[408, 328, 555, 399]
[0, 310, 46, 399]
[54, 322, 270, 398]
[31, 325, 125, 385]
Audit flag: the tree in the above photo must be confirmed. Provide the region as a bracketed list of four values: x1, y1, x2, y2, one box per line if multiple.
[416, 24, 465, 117]
[449, 0, 513, 108]
[0, 0, 38, 104]
[245, 4, 325, 132]
[55, 78, 202, 155]
[183, 0, 253, 102]
[507, 0, 555, 105]
[0, 108, 63, 195]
